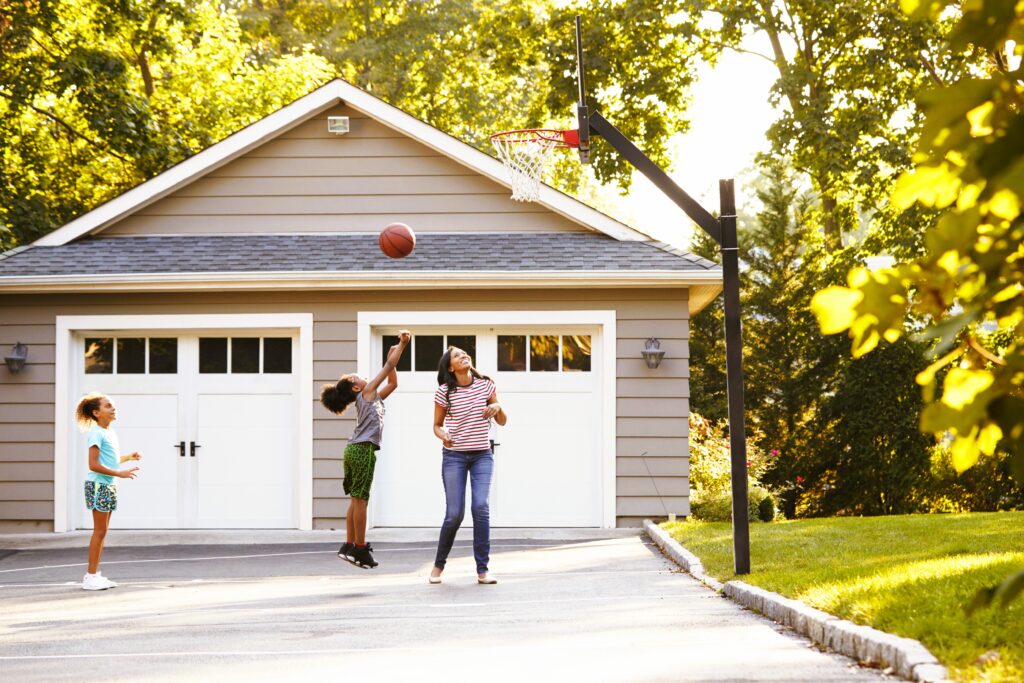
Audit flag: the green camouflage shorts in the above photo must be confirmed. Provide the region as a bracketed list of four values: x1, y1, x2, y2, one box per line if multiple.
[343, 442, 378, 500]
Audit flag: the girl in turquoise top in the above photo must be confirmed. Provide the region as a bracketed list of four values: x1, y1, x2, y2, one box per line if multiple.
[76, 393, 141, 591]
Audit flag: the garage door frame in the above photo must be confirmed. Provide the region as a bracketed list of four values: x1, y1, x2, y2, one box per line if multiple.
[357, 310, 617, 528]
[54, 313, 314, 532]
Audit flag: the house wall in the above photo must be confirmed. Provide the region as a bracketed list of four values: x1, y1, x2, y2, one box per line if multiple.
[0, 288, 690, 531]
[104, 105, 588, 236]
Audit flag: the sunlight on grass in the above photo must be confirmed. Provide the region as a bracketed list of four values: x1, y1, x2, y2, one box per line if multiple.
[664, 512, 1024, 683]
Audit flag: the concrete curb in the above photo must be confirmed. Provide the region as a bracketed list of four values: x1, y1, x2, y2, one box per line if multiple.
[643, 520, 951, 683]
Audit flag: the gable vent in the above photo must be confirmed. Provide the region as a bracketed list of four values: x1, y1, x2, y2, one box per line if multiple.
[327, 116, 350, 135]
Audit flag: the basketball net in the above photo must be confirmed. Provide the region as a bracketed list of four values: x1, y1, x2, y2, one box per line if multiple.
[490, 129, 578, 202]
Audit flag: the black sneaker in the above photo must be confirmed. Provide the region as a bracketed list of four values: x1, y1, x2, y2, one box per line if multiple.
[338, 542, 354, 560]
[350, 544, 378, 569]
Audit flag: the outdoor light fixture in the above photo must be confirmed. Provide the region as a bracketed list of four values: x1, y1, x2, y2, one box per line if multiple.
[4, 342, 28, 374]
[641, 337, 666, 369]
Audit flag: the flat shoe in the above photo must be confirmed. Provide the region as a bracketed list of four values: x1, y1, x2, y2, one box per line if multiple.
[428, 575, 442, 584]
[477, 575, 497, 585]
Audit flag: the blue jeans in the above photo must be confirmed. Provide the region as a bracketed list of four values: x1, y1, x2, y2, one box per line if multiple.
[434, 447, 494, 574]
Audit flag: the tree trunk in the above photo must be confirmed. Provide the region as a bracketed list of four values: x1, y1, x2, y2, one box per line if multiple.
[137, 50, 154, 98]
[820, 194, 842, 250]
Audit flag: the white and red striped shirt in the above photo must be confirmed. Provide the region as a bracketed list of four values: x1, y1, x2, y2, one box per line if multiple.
[434, 378, 496, 451]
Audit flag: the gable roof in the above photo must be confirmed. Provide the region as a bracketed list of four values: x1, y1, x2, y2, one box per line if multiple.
[34, 79, 653, 247]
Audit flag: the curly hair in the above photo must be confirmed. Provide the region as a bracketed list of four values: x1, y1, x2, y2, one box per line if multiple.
[320, 375, 359, 415]
[75, 393, 107, 430]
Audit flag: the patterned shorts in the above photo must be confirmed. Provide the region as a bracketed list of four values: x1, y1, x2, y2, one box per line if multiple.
[343, 442, 378, 500]
[84, 480, 118, 513]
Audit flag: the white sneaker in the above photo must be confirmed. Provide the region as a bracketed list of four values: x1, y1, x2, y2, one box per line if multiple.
[97, 572, 118, 588]
[82, 573, 109, 591]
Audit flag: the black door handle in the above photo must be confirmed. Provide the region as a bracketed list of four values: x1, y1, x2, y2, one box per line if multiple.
[490, 439, 500, 450]
[190, 442, 201, 457]
[174, 441, 185, 457]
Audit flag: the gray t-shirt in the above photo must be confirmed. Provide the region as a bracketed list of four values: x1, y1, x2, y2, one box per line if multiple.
[349, 392, 385, 447]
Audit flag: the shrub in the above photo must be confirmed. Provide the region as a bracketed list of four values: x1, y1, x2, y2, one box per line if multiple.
[921, 443, 1024, 512]
[757, 491, 777, 522]
[690, 485, 777, 522]
[688, 414, 780, 523]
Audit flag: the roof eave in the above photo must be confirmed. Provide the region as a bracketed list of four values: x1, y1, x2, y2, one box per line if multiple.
[0, 269, 723, 315]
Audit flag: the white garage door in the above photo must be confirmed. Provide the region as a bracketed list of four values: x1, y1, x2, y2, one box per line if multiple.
[371, 327, 604, 527]
[73, 333, 298, 529]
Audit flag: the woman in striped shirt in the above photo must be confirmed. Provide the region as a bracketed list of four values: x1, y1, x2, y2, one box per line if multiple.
[429, 346, 507, 585]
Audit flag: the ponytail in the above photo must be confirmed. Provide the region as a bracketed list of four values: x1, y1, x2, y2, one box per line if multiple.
[75, 393, 106, 430]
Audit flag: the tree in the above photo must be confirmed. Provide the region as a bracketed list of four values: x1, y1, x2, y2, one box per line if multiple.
[809, 337, 934, 516]
[681, 0, 966, 249]
[229, 0, 711, 193]
[1, 0, 333, 248]
[811, 0, 1024, 609]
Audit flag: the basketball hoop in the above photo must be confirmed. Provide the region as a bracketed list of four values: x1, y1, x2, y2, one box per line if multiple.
[490, 129, 580, 202]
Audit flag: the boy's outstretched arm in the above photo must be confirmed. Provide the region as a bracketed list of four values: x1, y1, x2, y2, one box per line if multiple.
[365, 330, 411, 399]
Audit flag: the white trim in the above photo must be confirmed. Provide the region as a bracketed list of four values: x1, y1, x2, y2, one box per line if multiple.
[0, 270, 722, 317]
[34, 79, 651, 247]
[356, 310, 618, 529]
[53, 322, 70, 532]
[53, 313, 314, 533]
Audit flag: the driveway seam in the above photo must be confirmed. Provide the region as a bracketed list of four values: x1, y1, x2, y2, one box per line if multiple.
[643, 520, 951, 683]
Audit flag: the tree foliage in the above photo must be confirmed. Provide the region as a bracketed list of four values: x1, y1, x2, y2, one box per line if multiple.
[0, 0, 333, 248]
[810, 0, 1024, 609]
[681, 0, 966, 249]
[230, 0, 709, 194]
[811, 0, 1024, 485]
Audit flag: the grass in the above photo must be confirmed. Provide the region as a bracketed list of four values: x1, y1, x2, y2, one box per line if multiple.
[664, 512, 1024, 683]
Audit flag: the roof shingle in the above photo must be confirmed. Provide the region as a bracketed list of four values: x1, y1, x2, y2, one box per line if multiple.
[0, 233, 718, 277]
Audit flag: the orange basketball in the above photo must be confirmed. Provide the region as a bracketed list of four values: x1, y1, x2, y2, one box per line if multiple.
[379, 222, 416, 259]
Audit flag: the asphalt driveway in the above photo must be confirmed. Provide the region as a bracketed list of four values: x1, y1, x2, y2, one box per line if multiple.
[0, 533, 889, 682]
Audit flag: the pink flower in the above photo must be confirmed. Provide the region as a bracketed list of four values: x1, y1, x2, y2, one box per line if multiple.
[770, 449, 780, 457]
[796, 475, 805, 484]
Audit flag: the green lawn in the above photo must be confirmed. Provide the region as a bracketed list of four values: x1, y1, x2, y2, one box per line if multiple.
[664, 512, 1024, 683]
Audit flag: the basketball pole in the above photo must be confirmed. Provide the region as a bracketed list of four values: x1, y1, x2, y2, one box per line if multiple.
[576, 20, 751, 574]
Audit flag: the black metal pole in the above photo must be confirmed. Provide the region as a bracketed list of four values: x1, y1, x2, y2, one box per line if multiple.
[586, 110, 752, 572]
[587, 112, 720, 241]
[719, 178, 750, 575]
[574, 18, 750, 574]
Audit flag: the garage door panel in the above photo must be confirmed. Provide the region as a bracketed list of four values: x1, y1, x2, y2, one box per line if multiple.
[371, 327, 605, 528]
[375, 390, 447, 526]
[196, 393, 294, 528]
[83, 394, 180, 529]
[491, 392, 600, 526]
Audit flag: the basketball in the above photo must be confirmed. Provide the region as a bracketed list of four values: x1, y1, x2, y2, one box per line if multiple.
[379, 222, 416, 259]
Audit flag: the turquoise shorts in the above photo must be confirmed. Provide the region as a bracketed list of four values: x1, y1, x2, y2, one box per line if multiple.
[84, 480, 117, 513]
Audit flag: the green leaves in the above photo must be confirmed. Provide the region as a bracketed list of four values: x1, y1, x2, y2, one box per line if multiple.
[813, 0, 1024, 609]
[0, 0, 334, 248]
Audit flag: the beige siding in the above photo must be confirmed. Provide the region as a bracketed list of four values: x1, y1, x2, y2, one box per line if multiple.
[105, 106, 587, 236]
[0, 287, 690, 529]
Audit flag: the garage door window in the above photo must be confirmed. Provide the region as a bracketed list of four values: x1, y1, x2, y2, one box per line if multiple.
[498, 334, 591, 372]
[85, 337, 179, 375]
[382, 334, 476, 372]
[199, 337, 292, 374]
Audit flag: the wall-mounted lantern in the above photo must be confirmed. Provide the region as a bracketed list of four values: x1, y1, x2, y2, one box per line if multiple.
[641, 337, 665, 369]
[4, 342, 28, 374]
